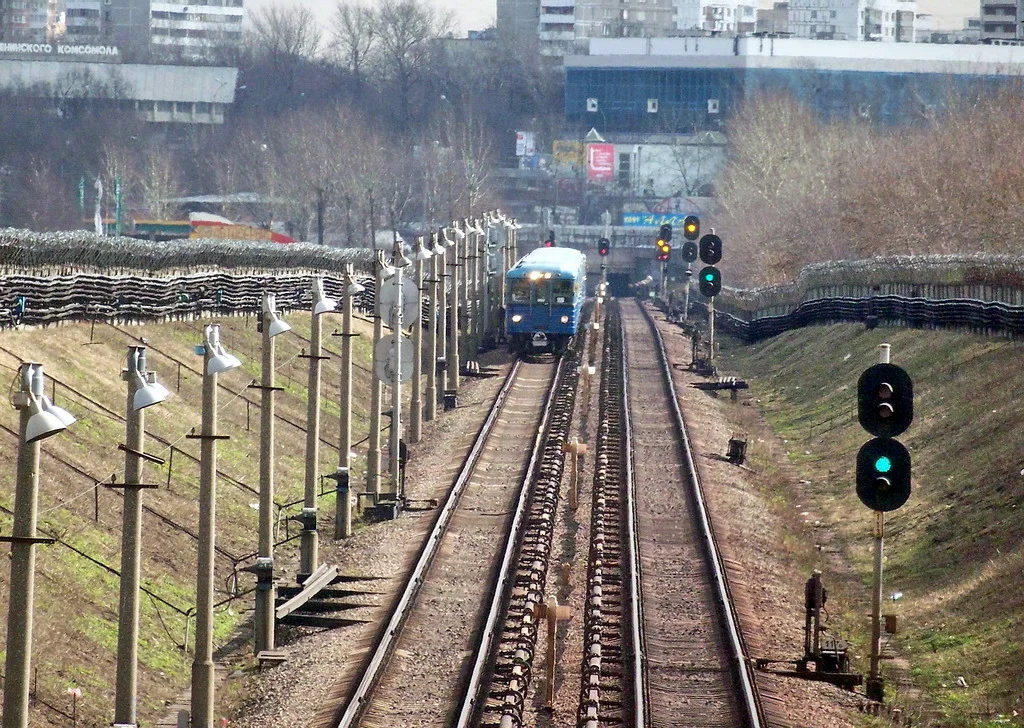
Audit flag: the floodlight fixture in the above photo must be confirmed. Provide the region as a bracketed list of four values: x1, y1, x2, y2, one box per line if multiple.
[262, 293, 292, 337]
[24, 365, 73, 442]
[205, 325, 241, 374]
[312, 277, 337, 315]
[346, 278, 366, 296]
[413, 239, 433, 261]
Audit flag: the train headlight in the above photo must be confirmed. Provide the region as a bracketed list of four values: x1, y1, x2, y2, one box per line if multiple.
[560, 315, 570, 324]
[511, 314, 523, 323]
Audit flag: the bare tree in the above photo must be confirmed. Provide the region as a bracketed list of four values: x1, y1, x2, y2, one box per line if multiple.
[248, 4, 323, 60]
[443, 104, 497, 217]
[332, 0, 378, 89]
[139, 151, 183, 220]
[373, 0, 453, 129]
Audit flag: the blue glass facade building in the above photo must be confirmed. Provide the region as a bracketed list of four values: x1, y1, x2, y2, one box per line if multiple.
[565, 38, 1024, 131]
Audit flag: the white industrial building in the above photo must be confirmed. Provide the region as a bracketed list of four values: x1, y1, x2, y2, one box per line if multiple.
[0, 57, 238, 123]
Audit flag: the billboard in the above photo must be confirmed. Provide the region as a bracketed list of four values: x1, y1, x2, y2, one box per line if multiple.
[586, 143, 614, 182]
[552, 140, 584, 172]
[621, 212, 700, 228]
[515, 131, 536, 157]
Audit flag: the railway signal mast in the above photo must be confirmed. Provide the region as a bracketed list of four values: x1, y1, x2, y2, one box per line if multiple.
[856, 345, 913, 703]
[697, 229, 722, 361]
[655, 223, 672, 298]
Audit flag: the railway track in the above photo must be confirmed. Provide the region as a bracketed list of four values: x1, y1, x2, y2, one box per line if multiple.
[323, 319, 585, 728]
[577, 298, 765, 728]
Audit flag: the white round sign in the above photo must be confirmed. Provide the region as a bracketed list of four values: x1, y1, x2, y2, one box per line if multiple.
[376, 276, 420, 329]
[373, 333, 414, 383]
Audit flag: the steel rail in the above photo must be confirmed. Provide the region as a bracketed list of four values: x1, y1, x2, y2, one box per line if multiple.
[619, 310, 649, 728]
[453, 353, 567, 728]
[331, 357, 528, 728]
[639, 302, 766, 728]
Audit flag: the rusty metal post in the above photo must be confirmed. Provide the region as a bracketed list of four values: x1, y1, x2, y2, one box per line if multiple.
[536, 597, 571, 709]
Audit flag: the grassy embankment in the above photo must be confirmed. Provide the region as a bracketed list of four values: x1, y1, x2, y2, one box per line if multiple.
[0, 310, 385, 726]
[720, 323, 1023, 727]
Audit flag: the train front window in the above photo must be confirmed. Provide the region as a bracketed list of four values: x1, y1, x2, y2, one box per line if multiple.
[511, 279, 531, 304]
[552, 279, 573, 304]
[535, 281, 549, 304]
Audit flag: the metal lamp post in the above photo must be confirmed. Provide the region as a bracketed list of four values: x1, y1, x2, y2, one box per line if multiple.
[190, 325, 241, 728]
[254, 294, 290, 655]
[299, 278, 336, 581]
[2, 363, 75, 728]
[113, 347, 169, 728]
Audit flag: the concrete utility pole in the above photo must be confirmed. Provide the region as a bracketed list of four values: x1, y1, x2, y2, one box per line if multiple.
[334, 265, 362, 540]
[3, 364, 74, 728]
[459, 220, 471, 346]
[475, 219, 486, 348]
[446, 224, 462, 405]
[114, 347, 168, 727]
[388, 239, 411, 502]
[366, 258, 386, 498]
[410, 237, 429, 443]
[254, 294, 289, 655]
[300, 278, 335, 581]
[191, 325, 240, 728]
[481, 219, 493, 345]
[425, 233, 441, 423]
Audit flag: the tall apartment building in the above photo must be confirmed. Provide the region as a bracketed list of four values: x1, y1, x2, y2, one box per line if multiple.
[675, 0, 757, 33]
[1, 0, 244, 58]
[788, 0, 916, 40]
[980, 0, 1021, 39]
[498, 0, 676, 57]
[0, 0, 51, 41]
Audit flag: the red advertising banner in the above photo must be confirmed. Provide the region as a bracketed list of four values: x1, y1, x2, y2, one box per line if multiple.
[586, 143, 615, 182]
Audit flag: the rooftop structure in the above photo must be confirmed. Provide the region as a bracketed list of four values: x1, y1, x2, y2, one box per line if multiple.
[566, 37, 1024, 130]
[0, 58, 238, 123]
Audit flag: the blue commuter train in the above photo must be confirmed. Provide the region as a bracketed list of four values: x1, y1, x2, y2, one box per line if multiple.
[505, 247, 587, 355]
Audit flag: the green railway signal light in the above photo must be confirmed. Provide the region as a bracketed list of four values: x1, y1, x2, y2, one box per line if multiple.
[856, 438, 911, 512]
[698, 266, 721, 297]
